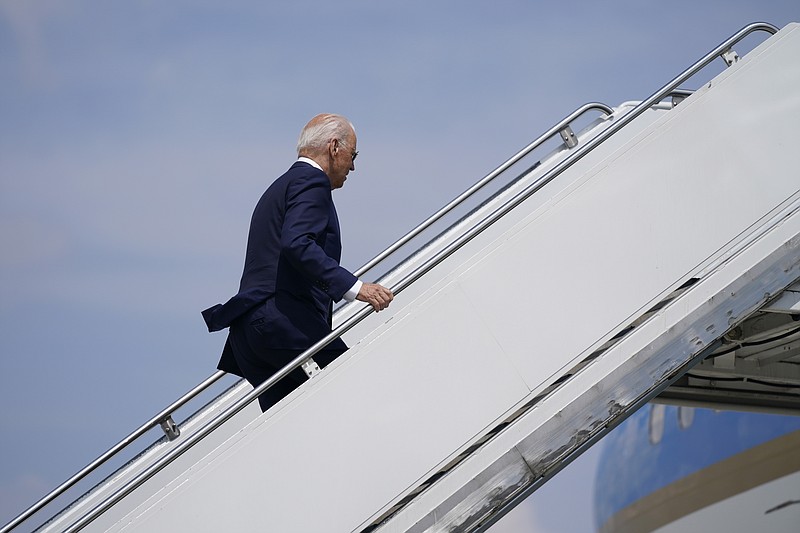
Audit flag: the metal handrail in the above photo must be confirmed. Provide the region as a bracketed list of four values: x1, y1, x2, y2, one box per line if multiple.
[61, 21, 779, 533]
[5, 20, 779, 533]
[353, 101, 614, 277]
[44, 108, 613, 531]
[0, 370, 226, 533]
[0, 97, 615, 533]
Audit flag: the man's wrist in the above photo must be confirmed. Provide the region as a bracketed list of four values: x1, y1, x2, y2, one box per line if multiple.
[343, 279, 363, 302]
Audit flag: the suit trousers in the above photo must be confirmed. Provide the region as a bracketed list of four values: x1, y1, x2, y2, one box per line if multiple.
[227, 318, 345, 412]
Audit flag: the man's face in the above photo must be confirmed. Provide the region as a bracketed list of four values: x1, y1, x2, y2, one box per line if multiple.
[328, 131, 357, 190]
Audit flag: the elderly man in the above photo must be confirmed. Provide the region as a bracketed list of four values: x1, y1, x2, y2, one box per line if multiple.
[203, 114, 393, 411]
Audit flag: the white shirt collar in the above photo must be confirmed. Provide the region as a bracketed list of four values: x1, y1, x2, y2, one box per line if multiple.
[297, 156, 323, 171]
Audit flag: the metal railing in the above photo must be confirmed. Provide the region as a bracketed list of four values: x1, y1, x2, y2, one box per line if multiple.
[1, 95, 615, 533]
[0, 370, 228, 533]
[2, 20, 779, 533]
[352, 101, 614, 277]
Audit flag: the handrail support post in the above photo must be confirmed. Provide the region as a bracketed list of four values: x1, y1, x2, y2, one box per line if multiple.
[721, 48, 740, 66]
[301, 358, 322, 378]
[559, 125, 578, 149]
[159, 416, 180, 441]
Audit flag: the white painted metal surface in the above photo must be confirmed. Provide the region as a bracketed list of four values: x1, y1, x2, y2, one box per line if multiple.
[27, 22, 800, 533]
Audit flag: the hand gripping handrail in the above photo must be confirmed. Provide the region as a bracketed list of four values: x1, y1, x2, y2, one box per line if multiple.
[3, 20, 779, 533]
[0, 98, 614, 533]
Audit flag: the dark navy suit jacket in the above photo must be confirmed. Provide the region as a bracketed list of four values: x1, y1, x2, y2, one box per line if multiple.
[202, 161, 357, 374]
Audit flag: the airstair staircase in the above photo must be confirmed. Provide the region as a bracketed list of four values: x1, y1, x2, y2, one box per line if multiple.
[4, 21, 800, 533]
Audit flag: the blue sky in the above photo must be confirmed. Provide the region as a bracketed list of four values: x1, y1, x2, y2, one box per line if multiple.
[1, 2, 798, 531]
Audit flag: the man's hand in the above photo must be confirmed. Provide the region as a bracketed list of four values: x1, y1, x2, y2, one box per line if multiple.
[356, 283, 394, 312]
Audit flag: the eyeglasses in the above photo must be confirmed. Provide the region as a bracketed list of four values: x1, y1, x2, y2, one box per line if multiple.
[335, 138, 358, 162]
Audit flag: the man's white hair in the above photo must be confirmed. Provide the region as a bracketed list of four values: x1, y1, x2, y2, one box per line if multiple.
[296, 114, 355, 155]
